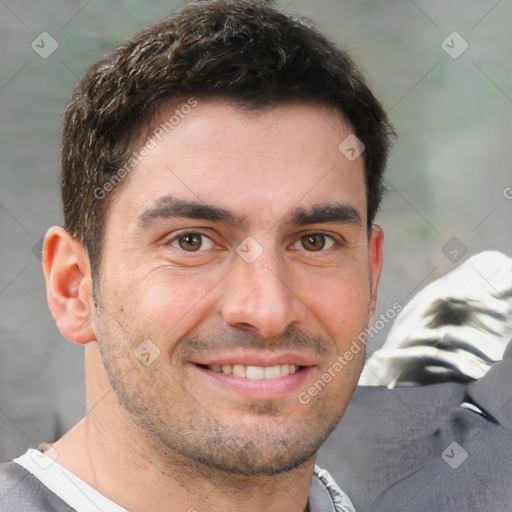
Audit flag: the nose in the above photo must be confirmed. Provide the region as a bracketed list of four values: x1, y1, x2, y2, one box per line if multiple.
[219, 248, 300, 339]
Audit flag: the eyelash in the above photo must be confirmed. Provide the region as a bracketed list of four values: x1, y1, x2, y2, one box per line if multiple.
[167, 232, 215, 252]
[165, 230, 341, 253]
[290, 233, 337, 252]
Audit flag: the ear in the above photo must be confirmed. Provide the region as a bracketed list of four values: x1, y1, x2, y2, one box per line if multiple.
[42, 226, 96, 344]
[368, 224, 384, 318]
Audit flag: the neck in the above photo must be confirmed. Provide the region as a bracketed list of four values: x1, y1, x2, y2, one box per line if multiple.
[51, 344, 315, 512]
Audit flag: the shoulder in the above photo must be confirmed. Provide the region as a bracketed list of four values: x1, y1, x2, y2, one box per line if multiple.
[311, 466, 356, 512]
[0, 461, 74, 512]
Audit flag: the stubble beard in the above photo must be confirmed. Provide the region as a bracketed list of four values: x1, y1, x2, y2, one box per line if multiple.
[96, 323, 349, 477]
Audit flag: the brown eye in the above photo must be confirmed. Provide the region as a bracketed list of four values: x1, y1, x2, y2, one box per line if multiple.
[172, 233, 213, 251]
[301, 234, 326, 251]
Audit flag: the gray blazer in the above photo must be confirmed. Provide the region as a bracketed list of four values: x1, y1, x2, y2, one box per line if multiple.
[322, 339, 512, 511]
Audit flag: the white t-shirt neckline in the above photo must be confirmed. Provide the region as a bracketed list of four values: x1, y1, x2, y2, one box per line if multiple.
[14, 448, 354, 512]
[14, 448, 126, 512]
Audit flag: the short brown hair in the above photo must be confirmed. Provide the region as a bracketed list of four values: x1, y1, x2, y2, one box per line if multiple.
[61, 0, 395, 277]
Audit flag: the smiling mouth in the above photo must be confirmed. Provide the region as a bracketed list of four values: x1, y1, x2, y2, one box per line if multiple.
[197, 364, 306, 379]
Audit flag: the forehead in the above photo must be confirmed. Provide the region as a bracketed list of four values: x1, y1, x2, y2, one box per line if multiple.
[108, 101, 367, 230]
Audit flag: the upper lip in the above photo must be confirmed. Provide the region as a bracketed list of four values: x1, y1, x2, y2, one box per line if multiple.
[191, 351, 317, 368]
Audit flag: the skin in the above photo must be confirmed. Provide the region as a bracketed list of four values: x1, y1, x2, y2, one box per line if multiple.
[43, 101, 384, 512]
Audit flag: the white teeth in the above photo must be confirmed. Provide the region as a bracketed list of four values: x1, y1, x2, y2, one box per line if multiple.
[207, 363, 300, 379]
[264, 365, 281, 379]
[232, 365, 246, 377]
[246, 366, 264, 379]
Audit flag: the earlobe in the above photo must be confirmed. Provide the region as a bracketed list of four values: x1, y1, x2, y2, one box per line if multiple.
[369, 224, 384, 318]
[42, 226, 96, 345]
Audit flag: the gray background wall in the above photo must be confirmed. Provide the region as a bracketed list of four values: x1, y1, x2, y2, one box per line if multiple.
[1, 0, 511, 467]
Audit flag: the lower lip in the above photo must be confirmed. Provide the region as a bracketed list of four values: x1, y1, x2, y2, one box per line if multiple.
[193, 365, 315, 399]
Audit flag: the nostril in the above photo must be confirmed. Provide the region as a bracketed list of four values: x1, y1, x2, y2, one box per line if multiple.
[232, 322, 259, 333]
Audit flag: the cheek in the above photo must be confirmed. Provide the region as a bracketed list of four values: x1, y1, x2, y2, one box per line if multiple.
[292, 265, 372, 344]
[128, 267, 222, 337]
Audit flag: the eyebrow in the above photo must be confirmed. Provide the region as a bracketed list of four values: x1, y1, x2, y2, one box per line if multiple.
[136, 196, 362, 230]
[136, 196, 248, 229]
[287, 204, 362, 227]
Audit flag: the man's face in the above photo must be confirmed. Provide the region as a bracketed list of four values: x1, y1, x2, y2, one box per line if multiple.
[91, 101, 383, 475]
